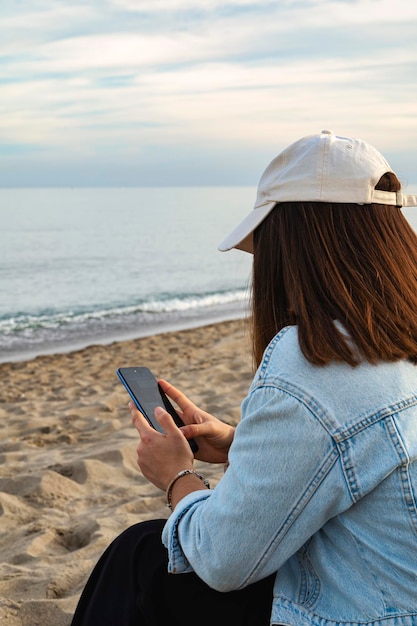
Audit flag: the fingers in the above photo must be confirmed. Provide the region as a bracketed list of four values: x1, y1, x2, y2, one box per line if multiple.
[154, 406, 185, 437]
[180, 421, 217, 440]
[158, 379, 196, 413]
[129, 402, 184, 441]
[129, 402, 153, 435]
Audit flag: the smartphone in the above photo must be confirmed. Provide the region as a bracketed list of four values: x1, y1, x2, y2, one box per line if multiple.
[117, 366, 198, 454]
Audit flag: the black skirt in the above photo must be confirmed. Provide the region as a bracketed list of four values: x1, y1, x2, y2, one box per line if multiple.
[71, 519, 275, 626]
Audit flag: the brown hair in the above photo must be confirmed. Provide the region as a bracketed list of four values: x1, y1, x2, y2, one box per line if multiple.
[251, 174, 417, 368]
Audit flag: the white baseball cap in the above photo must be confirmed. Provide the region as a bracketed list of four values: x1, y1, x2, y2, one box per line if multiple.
[218, 130, 417, 253]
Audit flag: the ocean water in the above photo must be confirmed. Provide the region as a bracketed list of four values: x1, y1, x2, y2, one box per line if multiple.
[2, 188, 417, 364]
[1, 187, 255, 362]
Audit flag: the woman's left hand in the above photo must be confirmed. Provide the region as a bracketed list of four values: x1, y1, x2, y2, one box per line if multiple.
[130, 402, 195, 491]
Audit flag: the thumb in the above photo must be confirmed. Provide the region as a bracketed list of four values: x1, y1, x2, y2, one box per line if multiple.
[154, 406, 182, 436]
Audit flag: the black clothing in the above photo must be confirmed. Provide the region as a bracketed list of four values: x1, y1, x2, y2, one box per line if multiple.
[71, 519, 275, 626]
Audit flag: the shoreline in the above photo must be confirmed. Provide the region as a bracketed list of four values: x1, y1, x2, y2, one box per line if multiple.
[0, 319, 253, 626]
[0, 302, 249, 365]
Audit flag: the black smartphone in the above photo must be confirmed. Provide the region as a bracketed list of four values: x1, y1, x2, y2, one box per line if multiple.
[117, 367, 198, 454]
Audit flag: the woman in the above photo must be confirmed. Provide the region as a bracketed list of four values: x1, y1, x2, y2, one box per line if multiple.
[71, 130, 417, 625]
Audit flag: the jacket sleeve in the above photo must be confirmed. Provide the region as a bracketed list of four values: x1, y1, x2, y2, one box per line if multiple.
[162, 383, 354, 592]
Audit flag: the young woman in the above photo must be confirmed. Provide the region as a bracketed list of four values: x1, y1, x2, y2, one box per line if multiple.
[71, 130, 417, 626]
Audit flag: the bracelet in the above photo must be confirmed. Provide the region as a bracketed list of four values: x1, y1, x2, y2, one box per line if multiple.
[166, 469, 210, 510]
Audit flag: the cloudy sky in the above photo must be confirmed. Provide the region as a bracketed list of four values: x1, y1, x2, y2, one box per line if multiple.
[1, 0, 417, 187]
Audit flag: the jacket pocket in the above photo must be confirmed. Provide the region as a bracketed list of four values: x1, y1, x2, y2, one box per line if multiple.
[297, 543, 321, 609]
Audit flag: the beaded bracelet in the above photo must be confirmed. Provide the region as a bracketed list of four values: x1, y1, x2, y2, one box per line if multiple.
[166, 469, 210, 510]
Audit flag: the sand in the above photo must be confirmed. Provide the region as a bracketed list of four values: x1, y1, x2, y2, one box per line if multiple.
[0, 319, 253, 625]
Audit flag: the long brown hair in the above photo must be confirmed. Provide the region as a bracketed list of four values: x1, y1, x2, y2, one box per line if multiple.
[251, 175, 417, 368]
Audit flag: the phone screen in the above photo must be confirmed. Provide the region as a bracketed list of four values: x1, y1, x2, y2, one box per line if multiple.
[117, 367, 198, 453]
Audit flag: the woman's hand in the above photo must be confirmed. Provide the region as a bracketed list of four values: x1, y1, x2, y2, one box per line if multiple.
[158, 379, 235, 464]
[130, 403, 195, 491]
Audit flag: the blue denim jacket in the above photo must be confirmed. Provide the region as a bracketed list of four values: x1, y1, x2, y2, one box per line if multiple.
[162, 326, 417, 625]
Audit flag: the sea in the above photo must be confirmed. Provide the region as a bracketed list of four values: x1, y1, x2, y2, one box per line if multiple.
[0, 187, 255, 363]
[1, 187, 417, 364]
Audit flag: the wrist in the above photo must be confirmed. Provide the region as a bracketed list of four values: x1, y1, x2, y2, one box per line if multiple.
[166, 469, 210, 510]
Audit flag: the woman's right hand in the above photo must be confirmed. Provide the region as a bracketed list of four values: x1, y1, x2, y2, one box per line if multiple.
[158, 379, 235, 464]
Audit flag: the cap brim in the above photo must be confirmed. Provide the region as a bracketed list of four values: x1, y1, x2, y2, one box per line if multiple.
[218, 202, 276, 253]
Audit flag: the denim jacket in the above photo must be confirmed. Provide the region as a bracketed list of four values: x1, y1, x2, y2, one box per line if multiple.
[162, 326, 417, 625]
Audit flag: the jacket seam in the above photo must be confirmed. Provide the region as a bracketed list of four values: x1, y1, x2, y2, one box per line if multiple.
[253, 375, 417, 444]
[253, 380, 359, 502]
[250, 378, 417, 502]
[244, 440, 340, 586]
[387, 416, 417, 533]
[258, 326, 292, 379]
[272, 596, 417, 624]
[334, 395, 417, 442]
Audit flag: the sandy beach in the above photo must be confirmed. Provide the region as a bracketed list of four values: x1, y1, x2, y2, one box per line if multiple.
[0, 319, 253, 625]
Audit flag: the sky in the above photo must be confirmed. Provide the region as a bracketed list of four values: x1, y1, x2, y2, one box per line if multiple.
[1, 0, 417, 187]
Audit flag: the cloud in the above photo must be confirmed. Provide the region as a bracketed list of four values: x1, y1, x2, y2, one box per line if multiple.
[112, 0, 263, 9]
[0, 0, 416, 186]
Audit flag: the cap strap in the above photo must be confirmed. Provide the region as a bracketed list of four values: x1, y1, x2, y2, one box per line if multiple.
[372, 190, 417, 207]
[402, 193, 417, 207]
